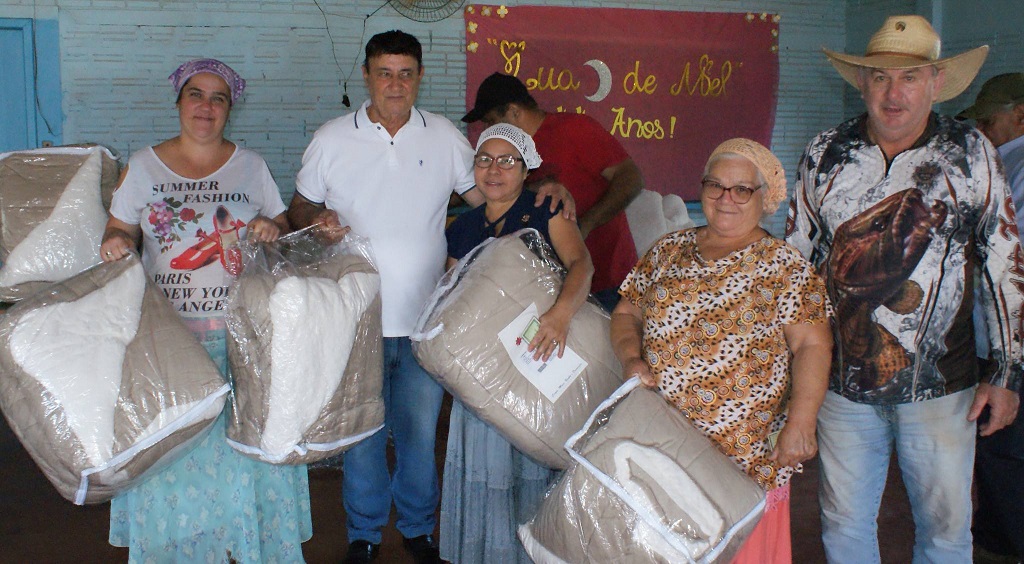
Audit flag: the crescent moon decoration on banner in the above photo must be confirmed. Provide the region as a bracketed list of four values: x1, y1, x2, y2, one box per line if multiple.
[584, 59, 612, 102]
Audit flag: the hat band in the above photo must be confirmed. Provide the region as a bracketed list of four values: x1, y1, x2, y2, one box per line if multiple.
[864, 50, 933, 62]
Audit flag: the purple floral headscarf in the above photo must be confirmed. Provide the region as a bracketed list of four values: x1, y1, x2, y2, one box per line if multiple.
[168, 58, 246, 104]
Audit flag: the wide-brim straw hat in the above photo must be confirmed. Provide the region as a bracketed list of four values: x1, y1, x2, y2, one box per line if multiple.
[823, 15, 988, 103]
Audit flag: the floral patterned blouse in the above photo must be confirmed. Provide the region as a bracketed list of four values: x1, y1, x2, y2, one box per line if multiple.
[620, 228, 831, 489]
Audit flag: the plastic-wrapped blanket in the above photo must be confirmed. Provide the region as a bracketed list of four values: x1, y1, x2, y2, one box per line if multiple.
[519, 378, 766, 563]
[412, 229, 622, 469]
[225, 229, 384, 464]
[0, 145, 120, 301]
[0, 253, 229, 504]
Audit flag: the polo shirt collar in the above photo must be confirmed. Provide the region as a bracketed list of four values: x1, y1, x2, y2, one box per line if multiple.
[353, 100, 428, 130]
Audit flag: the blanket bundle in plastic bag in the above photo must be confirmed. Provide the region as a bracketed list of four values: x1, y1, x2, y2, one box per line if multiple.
[412, 229, 622, 469]
[0, 253, 229, 504]
[518, 378, 766, 563]
[0, 145, 120, 301]
[225, 229, 384, 464]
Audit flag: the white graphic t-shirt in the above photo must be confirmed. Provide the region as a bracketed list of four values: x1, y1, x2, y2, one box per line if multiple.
[109, 146, 286, 320]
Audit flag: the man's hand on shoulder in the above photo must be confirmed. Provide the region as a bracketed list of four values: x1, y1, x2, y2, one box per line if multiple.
[530, 178, 576, 221]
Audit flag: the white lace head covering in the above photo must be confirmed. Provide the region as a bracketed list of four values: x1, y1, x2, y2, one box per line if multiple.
[475, 123, 543, 170]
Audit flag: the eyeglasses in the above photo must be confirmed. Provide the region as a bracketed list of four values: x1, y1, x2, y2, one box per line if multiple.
[700, 178, 763, 204]
[474, 154, 524, 170]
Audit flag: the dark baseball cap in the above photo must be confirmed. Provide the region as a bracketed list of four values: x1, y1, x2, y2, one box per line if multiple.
[462, 72, 533, 123]
[958, 73, 1024, 120]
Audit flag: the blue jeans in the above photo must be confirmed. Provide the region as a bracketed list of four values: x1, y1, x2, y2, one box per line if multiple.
[817, 389, 976, 564]
[343, 337, 444, 544]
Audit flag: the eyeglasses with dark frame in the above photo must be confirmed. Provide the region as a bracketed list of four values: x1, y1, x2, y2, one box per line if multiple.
[700, 178, 763, 204]
[474, 154, 524, 170]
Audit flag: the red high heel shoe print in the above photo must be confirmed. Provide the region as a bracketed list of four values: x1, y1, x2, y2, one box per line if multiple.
[215, 206, 245, 276]
[169, 229, 221, 270]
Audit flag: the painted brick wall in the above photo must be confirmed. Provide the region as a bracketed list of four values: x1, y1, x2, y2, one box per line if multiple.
[2, 0, 854, 236]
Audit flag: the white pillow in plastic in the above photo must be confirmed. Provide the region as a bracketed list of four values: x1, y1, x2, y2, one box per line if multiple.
[626, 189, 695, 255]
[519, 378, 766, 563]
[0, 147, 115, 301]
[226, 231, 385, 465]
[0, 254, 229, 504]
[412, 229, 623, 469]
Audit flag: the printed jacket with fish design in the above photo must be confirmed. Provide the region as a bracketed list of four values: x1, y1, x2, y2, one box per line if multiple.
[787, 113, 1024, 405]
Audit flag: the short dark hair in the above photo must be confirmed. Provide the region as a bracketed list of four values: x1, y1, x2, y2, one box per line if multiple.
[364, 30, 422, 69]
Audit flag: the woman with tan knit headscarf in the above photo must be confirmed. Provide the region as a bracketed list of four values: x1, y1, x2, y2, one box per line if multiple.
[610, 138, 834, 562]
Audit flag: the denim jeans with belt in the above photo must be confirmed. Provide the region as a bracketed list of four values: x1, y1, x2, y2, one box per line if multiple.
[343, 336, 444, 544]
[817, 388, 976, 564]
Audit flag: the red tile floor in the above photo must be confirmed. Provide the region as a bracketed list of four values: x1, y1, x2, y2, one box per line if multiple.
[0, 394, 914, 563]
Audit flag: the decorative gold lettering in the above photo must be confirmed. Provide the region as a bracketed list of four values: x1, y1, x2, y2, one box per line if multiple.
[525, 67, 580, 92]
[622, 61, 657, 95]
[670, 55, 733, 97]
[609, 107, 665, 140]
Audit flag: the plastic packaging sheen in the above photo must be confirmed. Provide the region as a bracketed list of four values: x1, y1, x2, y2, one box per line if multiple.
[411, 228, 622, 469]
[224, 228, 384, 464]
[0, 253, 229, 504]
[0, 145, 120, 301]
[518, 378, 766, 563]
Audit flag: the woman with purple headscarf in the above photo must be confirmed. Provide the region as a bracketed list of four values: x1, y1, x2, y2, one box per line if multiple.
[100, 59, 311, 562]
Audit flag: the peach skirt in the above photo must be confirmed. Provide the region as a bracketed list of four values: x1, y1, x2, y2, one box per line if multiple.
[730, 484, 791, 564]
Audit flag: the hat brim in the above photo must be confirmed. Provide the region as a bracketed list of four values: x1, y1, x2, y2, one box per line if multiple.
[823, 45, 988, 103]
[461, 106, 487, 123]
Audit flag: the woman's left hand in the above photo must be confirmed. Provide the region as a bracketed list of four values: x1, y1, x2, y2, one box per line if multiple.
[247, 216, 281, 243]
[768, 419, 818, 468]
[528, 308, 571, 362]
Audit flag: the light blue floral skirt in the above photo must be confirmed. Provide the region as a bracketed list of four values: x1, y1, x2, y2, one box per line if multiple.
[109, 321, 312, 563]
[439, 401, 559, 563]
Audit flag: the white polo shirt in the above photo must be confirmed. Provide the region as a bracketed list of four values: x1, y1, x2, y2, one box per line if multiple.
[296, 101, 475, 336]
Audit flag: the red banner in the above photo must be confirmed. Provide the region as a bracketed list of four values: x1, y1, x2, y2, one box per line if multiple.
[464, 5, 780, 200]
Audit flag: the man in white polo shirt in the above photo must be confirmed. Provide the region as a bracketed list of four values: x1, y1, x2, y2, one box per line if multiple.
[289, 30, 567, 564]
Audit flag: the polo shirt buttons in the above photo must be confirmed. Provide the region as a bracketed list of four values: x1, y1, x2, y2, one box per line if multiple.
[390, 142, 394, 145]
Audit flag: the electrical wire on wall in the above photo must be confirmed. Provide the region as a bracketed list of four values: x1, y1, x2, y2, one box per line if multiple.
[311, 0, 390, 108]
[31, 3, 56, 143]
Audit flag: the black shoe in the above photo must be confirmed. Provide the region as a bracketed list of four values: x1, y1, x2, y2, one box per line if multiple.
[402, 534, 443, 564]
[342, 540, 380, 564]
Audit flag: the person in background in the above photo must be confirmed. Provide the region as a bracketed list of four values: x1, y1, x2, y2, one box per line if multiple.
[101, 58, 310, 563]
[287, 31, 571, 564]
[958, 72, 1024, 564]
[462, 72, 643, 312]
[787, 15, 1022, 563]
[439, 123, 593, 563]
[612, 138, 833, 563]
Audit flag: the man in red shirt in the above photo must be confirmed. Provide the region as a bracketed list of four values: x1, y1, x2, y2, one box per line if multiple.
[463, 72, 644, 311]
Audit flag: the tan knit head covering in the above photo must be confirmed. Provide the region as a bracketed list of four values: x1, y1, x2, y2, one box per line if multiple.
[707, 138, 787, 215]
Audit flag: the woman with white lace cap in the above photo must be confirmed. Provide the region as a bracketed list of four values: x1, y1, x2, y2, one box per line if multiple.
[440, 123, 593, 562]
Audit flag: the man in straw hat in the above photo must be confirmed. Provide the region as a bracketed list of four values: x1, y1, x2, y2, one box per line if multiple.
[787, 15, 1022, 563]
[959, 72, 1024, 564]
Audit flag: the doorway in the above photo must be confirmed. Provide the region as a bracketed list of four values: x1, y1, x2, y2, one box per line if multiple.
[1, 18, 62, 153]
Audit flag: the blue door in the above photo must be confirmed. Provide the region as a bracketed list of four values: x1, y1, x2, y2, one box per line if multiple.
[0, 18, 61, 153]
